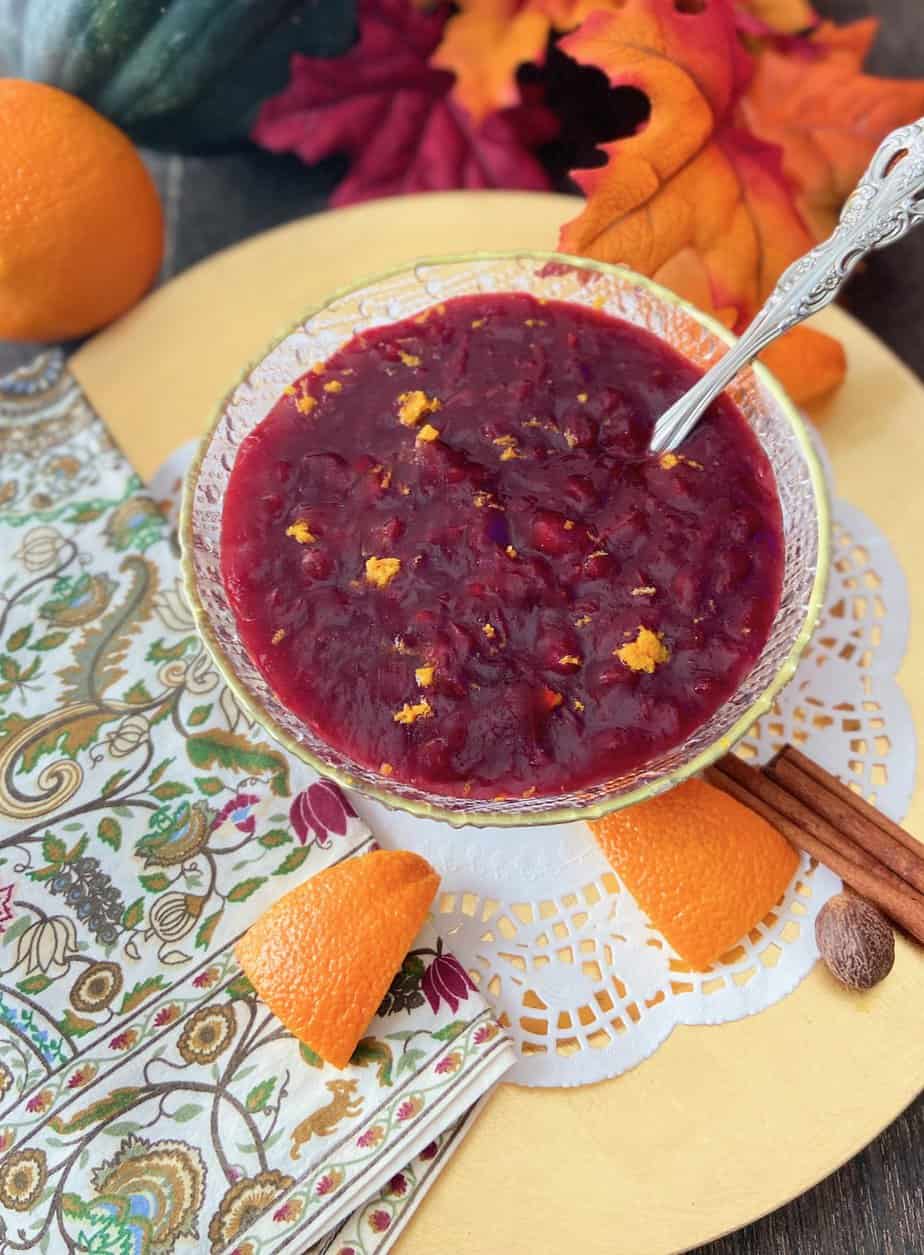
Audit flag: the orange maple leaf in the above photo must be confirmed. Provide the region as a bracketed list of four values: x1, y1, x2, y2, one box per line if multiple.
[434, 0, 623, 122]
[556, 0, 845, 404]
[432, 1, 552, 122]
[741, 19, 924, 238]
[529, 0, 625, 27]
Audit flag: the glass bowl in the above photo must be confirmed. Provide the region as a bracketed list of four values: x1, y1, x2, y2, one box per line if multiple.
[180, 252, 830, 828]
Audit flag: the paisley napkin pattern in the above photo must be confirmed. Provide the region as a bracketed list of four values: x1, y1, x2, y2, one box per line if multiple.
[0, 355, 513, 1254]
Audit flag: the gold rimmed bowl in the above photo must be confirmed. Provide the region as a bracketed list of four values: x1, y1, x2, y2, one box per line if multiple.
[180, 252, 830, 828]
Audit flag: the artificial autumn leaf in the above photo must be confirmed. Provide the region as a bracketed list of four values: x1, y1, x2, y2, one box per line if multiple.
[532, 0, 628, 28]
[433, 1, 552, 123]
[759, 324, 847, 408]
[741, 19, 924, 238]
[434, 0, 629, 123]
[734, 0, 817, 36]
[634, 205, 847, 404]
[556, 0, 842, 404]
[252, 0, 556, 206]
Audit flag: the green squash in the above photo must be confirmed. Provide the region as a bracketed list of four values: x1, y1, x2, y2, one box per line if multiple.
[0, 0, 357, 150]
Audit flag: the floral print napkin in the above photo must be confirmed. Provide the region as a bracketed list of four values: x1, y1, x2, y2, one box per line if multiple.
[0, 355, 513, 1254]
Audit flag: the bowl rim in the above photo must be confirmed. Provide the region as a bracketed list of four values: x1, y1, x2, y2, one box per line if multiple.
[180, 249, 831, 828]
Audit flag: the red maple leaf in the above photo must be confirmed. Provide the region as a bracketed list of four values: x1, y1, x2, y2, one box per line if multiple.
[252, 0, 557, 206]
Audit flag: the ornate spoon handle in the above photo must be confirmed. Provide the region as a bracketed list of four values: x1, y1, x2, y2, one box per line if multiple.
[649, 118, 924, 454]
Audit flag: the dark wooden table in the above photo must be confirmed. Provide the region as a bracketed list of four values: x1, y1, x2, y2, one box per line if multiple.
[1, 2, 921, 1249]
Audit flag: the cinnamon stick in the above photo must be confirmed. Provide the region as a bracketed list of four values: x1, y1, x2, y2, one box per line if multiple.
[705, 761, 924, 946]
[714, 752, 910, 892]
[767, 753, 924, 895]
[774, 744, 924, 859]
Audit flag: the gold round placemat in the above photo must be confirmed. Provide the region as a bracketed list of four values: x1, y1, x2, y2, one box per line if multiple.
[72, 191, 924, 1255]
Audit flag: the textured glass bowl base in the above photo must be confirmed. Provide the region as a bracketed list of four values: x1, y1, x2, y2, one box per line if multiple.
[181, 253, 830, 828]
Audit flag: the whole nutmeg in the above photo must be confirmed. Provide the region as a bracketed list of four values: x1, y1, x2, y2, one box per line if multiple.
[815, 892, 895, 991]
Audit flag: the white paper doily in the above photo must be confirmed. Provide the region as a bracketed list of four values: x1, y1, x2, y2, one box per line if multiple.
[161, 439, 914, 1088]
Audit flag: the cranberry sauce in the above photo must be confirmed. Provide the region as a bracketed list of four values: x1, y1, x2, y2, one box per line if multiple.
[221, 293, 783, 799]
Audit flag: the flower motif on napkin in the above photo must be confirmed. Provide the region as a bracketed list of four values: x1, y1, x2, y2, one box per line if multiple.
[69, 961, 123, 1012]
[88, 1135, 206, 1250]
[0, 881, 16, 937]
[152, 578, 196, 634]
[213, 792, 260, 837]
[290, 780, 358, 847]
[421, 940, 477, 1015]
[12, 915, 78, 980]
[208, 1170, 294, 1252]
[14, 524, 67, 572]
[0, 1147, 47, 1211]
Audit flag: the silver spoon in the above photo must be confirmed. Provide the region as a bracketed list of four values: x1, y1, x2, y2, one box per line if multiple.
[649, 117, 924, 454]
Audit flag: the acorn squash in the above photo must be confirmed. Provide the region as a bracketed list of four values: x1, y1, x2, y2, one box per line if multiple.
[0, 0, 357, 150]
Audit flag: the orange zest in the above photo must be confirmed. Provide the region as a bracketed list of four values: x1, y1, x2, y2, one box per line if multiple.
[235, 849, 440, 1068]
[615, 627, 669, 674]
[365, 556, 401, 588]
[590, 777, 798, 970]
[397, 390, 441, 426]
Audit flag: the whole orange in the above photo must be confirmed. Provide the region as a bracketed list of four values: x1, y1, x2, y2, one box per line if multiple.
[0, 80, 163, 341]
